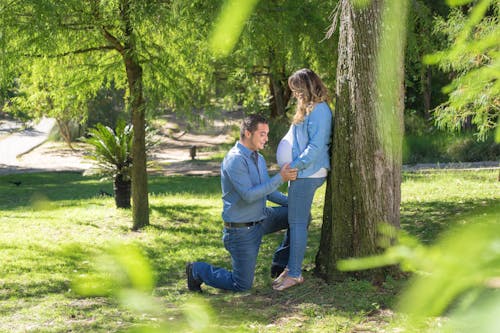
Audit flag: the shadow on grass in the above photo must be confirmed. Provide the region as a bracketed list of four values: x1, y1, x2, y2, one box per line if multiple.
[0, 172, 114, 210]
[401, 198, 498, 243]
[0, 172, 222, 210]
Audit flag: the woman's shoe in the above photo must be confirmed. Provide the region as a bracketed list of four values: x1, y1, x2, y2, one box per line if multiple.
[272, 275, 304, 291]
[272, 267, 289, 286]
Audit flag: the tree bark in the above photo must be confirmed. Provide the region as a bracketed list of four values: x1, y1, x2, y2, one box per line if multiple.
[269, 73, 288, 119]
[422, 67, 432, 120]
[316, 0, 404, 283]
[120, 0, 149, 230]
[268, 50, 291, 119]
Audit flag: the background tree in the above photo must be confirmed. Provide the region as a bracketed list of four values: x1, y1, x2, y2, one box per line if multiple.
[404, 0, 449, 124]
[210, 0, 337, 120]
[0, 0, 219, 229]
[315, 0, 408, 282]
[425, 0, 499, 140]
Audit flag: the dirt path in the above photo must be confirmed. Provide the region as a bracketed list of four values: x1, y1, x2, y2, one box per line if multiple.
[0, 112, 242, 176]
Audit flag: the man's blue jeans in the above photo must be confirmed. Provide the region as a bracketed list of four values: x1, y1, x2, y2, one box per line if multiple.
[192, 206, 289, 291]
[287, 177, 326, 278]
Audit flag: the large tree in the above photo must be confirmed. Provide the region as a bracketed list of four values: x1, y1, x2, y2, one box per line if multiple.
[315, 0, 408, 282]
[1, 0, 218, 229]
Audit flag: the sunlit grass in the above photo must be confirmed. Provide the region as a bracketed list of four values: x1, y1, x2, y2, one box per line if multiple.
[0, 170, 498, 332]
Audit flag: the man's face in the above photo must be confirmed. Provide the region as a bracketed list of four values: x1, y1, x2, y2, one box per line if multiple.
[245, 123, 269, 151]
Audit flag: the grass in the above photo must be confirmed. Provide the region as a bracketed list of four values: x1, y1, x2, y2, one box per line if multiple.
[0, 169, 498, 332]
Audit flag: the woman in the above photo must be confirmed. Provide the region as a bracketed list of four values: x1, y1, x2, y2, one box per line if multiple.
[274, 68, 332, 291]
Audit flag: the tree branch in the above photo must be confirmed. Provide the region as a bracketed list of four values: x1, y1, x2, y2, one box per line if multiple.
[24, 45, 115, 58]
[101, 28, 125, 54]
[88, 0, 125, 55]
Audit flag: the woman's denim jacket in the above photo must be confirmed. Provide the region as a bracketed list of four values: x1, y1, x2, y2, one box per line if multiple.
[289, 102, 332, 178]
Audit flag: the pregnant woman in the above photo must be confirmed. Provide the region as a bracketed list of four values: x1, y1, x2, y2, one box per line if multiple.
[274, 68, 332, 291]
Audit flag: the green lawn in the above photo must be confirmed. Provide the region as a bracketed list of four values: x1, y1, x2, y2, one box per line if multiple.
[0, 170, 498, 332]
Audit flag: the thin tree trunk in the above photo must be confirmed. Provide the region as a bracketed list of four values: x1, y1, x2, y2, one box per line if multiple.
[269, 73, 287, 119]
[126, 59, 149, 229]
[121, 0, 149, 230]
[268, 50, 290, 119]
[422, 67, 432, 120]
[316, 0, 405, 283]
[56, 118, 73, 149]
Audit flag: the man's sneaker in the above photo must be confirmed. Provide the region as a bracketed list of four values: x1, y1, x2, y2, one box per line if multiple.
[186, 262, 202, 292]
[270, 264, 286, 278]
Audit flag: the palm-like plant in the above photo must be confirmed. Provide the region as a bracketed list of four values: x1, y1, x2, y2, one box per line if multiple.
[83, 120, 133, 208]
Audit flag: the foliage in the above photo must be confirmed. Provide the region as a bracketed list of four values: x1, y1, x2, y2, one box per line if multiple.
[208, 0, 337, 117]
[0, 170, 496, 332]
[403, 131, 500, 164]
[0, 1, 219, 119]
[83, 120, 134, 182]
[375, 0, 408, 160]
[1, 0, 336, 123]
[86, 83, 126, 130]
[405, 1, 450, 107]
[425, 0, 500, 140]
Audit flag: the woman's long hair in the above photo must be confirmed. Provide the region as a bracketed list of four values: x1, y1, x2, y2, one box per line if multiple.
[288, 68, 328, 124]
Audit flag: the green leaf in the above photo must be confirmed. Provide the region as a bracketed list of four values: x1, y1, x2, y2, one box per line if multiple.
[209, 0, 261, 57]
[446, 0, 475, 6]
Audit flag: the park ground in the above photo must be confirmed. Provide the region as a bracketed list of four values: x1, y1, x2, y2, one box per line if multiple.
[0, 112, 243, 176]
[0, 169, 498, 332]
[0, 115, 499, 332]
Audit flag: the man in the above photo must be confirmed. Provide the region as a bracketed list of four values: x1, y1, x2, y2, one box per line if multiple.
[186, 114, 298, 292]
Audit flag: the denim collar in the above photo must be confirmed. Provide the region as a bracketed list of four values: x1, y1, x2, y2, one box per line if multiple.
[236, 141, 256, 159]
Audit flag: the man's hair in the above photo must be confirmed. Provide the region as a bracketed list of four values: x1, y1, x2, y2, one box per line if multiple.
[240, 114, 268, 139]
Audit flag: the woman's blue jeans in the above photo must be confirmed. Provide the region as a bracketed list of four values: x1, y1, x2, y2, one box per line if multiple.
[287, 177, 325, 278]
[192, 206, 289, 291]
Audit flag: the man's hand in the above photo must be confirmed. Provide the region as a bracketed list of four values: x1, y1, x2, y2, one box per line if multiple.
[280, 163, 298, 181]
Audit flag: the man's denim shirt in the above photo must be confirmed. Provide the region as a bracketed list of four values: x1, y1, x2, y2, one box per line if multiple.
[221, 142, 287, 223]
[290, 102, 332, 178]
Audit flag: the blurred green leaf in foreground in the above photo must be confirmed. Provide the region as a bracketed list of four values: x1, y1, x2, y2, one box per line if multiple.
[339, 203, 500, 332]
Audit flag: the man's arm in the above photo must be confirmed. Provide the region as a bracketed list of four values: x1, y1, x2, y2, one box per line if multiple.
[267, 190, 288, 206]
[225, 158, 296, 203]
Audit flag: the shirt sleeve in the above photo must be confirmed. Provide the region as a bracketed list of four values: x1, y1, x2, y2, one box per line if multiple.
[267, 190, 288, 206]
[290, 103, 332, 170]
[225, 155, 284, 203]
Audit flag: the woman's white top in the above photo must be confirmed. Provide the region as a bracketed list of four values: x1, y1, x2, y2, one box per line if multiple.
[276, 125, 294, 168]
[276, 125, 327, 178]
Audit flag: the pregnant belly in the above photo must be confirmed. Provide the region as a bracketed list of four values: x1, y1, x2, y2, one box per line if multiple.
[276, 137, 292, 167]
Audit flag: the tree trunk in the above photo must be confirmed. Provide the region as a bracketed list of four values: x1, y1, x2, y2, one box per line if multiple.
[316, 0, 405, 283]
[121, 0, 149, 230]
[422, 67, 432, 120]
[125, 58, 149, 230]
[114, 174, 131, 208]
[269, 72, 290, 119]
[56, 118, 73, 149]
[268, 50, 290, 119]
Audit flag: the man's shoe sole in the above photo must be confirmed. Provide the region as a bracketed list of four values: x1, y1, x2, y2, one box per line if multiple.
[186, 262, 202, 292]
